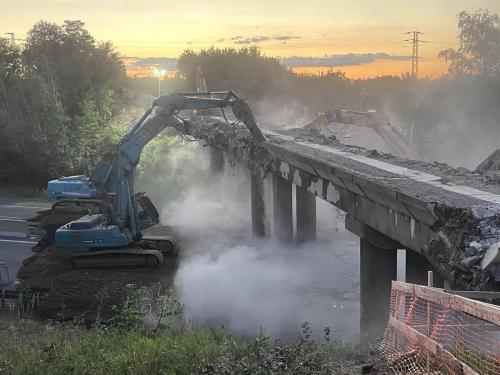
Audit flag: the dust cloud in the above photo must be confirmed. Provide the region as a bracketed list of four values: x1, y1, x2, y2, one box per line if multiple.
[153, 144, 360, 342]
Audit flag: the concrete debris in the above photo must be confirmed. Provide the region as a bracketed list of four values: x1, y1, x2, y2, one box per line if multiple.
[461, 255, 483, 268]
[425, 206, 500, 290]
[481, 242, 500, 270]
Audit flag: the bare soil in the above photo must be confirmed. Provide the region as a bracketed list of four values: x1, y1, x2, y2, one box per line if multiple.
[17, 242, 178, 322]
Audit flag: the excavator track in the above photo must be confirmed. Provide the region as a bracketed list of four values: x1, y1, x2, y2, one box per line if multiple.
[70, 248, 163, 269]
[139, 234, 176, 256]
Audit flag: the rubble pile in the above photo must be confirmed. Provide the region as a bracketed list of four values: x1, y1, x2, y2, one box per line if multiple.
[187, 116, 275, 178]
[425, 204, 500, 290]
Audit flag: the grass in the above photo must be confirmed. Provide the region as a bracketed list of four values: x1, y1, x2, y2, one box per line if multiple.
[0, 322, 224, 375]
[0, 321, 359, 375]
[454, 347, 499, 375]
[0, 287, 363, 375]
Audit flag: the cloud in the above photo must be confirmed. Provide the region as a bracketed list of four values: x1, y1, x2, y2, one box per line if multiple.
[127, 56, 178, 70]
[124, 51, 411, 74]
[234, 36, 270, 44]
[274, 35, 301, 41]
[229, 35, 302, 45]
[281, 53, 412, 68]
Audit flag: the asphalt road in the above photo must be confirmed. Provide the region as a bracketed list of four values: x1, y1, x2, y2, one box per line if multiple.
[0, 197, 50, 288]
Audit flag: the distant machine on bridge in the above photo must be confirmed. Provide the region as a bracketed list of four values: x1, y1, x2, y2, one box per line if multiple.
[302, 109, 420, 160]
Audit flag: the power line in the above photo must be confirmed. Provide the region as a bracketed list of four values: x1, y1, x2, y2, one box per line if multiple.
[403, 31, 428, 80]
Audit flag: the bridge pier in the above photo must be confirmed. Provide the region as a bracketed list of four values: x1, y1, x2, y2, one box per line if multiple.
[360, 238, 397, 344]
[210, 147, 224, 174]
[345, 215, 398, 344]
[296, 186, 316, 243]
[251, 173, 266, 237]
[272, 175, 293, 243]
[406, 250, 444, 287]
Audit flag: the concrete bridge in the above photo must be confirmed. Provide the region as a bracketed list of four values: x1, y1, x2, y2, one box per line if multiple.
[183, 115, 500, 342]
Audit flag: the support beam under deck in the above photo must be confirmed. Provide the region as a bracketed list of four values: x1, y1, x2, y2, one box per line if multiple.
[272, 175, 293, 244]
[296, 185, 316, 243]
[251, 173, 266, 237]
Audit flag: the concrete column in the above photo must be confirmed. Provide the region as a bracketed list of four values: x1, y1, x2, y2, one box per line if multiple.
[210, 147, 224, 174]
[296, 185, 316, 243]
[406, 250, 444, 287]
[360, 236, 397, 344]
[251, 173, 266, 237]
[272, 174, 293, 243]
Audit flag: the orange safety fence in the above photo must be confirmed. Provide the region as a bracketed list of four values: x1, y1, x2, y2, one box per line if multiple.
[379, 281, 500, 375]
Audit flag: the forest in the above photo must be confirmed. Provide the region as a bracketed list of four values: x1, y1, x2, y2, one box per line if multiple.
[1, 10, 499, 186]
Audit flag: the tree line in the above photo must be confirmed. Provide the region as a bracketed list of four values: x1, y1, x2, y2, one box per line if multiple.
[1, 10, 499, 188]
[0, 20, 127, 185]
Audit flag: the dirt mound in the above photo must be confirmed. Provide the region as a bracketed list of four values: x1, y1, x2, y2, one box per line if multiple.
[17, 245, 178, 322]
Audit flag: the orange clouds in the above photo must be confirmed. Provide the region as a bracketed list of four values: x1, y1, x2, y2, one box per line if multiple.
[291, 58, 449, 79]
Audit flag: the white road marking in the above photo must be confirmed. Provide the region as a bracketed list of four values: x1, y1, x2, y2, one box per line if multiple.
[0, 217, 26, 222]
[265, 130, 500, 205]
[0, 239, 36, 244]
[0, 204, 47, 210]
[0, 231, 27, 238]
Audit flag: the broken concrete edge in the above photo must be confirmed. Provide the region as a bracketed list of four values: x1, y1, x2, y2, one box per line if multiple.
[423, 204, 500, 290]
[481, 242, 500, 270]
[184, 116, 500, 291]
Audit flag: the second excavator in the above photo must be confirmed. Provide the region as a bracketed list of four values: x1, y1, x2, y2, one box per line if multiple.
[302, 109, 419, 160]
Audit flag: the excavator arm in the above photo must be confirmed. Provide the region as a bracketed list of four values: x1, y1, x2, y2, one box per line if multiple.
[112, 91, 265, 238]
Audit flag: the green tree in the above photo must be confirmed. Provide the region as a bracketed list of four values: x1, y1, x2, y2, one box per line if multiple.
[178, 47, 292, 101]
[440, 10, 500, 77]
[0, 20, 128, 185]
[177, 46, 357, 109]
[0, 59, 70, 183]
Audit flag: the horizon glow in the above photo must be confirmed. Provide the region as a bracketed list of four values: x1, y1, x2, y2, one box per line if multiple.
[2, 0, 499, 78]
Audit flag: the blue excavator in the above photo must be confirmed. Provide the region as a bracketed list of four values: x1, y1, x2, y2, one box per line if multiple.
[42, 91, 265, 268]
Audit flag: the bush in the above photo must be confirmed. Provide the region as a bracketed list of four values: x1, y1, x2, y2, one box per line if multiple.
[0, 287, 360, 375]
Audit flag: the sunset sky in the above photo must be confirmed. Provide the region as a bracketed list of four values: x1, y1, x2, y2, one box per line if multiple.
[2, 0, 499, 79]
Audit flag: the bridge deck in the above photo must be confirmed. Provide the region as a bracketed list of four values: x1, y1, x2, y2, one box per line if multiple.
[188, 117, 500, 290]
[266, 129, 500, 209]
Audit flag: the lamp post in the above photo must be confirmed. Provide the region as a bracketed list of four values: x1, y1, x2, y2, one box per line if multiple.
[153, 68, 166, 97]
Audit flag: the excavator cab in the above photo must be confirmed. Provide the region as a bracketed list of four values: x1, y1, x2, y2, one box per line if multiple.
[47, 176, 98, 201]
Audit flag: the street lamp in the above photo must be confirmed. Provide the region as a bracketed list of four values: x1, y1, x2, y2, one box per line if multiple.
[153, 68, 166, 97]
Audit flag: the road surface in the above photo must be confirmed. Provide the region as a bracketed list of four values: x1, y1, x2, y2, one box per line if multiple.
[0, 197, 50, 288]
